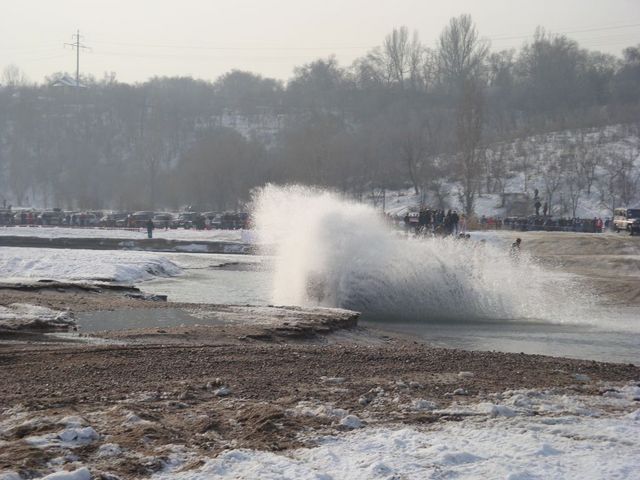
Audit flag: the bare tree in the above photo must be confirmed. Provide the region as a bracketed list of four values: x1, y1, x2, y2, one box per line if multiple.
[455, 79, 485, 215]
[1, 65, 29, 87]
[597, 148, 640, 214]
[437, 14, 489, 91]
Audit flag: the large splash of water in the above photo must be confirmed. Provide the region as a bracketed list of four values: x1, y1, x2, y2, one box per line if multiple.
[253, 185, 591, 324]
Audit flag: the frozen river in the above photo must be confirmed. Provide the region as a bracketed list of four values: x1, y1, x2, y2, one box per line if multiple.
[139, 252, 640, 365]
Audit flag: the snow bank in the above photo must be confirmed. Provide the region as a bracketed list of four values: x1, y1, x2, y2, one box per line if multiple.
[0, 247, 181, 283]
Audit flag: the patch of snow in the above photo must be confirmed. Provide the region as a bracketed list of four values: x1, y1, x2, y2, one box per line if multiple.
[0, 472, 21, 480]
[213, 387, 231, 397]
[0, 247, 182, 283]
[320, 376, 345, 384]
[475, 403, 517, 418]
[41, 468, 91, 480]
[339, 415, 363, 429]
[290, 402, 349, 421]
[411, 399, 438, 411]
[626, 410, 640, 421]
[152, 411, 640, 480]
[96, 443, 122, 458]
[0, 304, 75, 330]
[57, 416, 86, 428]
[26, 426, 99, 449]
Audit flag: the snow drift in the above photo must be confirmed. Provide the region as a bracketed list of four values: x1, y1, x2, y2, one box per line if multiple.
[0, 247, 182, 283]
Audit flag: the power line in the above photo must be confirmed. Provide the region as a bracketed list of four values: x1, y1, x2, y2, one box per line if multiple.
[90, 39, 373, 51]
[86, 22, 640, 52]
[487, 22, 640, 42]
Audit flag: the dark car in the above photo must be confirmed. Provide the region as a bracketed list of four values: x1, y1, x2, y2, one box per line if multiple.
[100, 212, 131, 228]
[128, 211, 156, 228]
[152, 213, 175, 229]
[220, 212, 250, 230]
[175, 212, 204, 229]
[0, 210, 14, 226]
[38, 210, 65, 226]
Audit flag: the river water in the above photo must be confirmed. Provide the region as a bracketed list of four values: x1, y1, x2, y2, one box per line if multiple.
[136, 252, 640, 365]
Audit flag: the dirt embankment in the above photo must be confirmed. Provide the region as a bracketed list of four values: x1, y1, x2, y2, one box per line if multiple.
[1, 341, 638, 478]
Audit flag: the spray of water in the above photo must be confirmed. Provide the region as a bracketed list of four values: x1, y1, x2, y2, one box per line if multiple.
[253, 185, 591, 324]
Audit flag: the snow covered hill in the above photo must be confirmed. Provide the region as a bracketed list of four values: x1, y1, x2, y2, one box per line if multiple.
[381, 123, 640, 219]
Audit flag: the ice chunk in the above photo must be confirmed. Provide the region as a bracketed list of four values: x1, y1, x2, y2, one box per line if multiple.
[339, 415, 362, 429]
[412, 399, 438, 411]
[41, 468, 91, 480]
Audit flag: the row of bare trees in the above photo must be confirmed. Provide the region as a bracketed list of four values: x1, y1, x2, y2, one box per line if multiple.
[0, 15, 639, 213]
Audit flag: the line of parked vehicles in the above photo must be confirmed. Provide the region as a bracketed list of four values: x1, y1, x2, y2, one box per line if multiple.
[0, 208, 250, 230]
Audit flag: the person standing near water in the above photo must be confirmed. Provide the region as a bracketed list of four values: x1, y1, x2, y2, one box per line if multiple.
[510, 237, 522, 260]
[146, 218, 154, 239]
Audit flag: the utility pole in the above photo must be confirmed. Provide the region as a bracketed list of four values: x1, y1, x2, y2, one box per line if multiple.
[64, 30, 89, 87]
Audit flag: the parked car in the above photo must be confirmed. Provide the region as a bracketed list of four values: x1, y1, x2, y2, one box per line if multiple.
[128, 211, 155, 228]
[175, 212, 204, 229]
[100, 212, 130, 227]
[219, 212, 250, 229]
[0, 210, 14, 225]
[152, 213, 175, 229]
[70, 212, 98, 226]
[613, 208, 640, 235]
[203, 212, 221, 229]
[38, 209, 65, 226]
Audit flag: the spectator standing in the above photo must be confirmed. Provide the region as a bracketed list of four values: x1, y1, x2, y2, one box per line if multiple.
[146, 218, 154, 239]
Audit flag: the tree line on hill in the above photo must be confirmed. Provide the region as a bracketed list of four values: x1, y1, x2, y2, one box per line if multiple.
[1, 15, 639, 214]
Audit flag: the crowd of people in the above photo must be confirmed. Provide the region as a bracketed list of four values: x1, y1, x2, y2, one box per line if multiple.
[402, 208, 466, 236]
[498, 216, 606, 233]
[393, 205, 610, 237]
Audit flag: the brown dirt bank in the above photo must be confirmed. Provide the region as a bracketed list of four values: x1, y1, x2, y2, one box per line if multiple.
[1, 341, 638, 478]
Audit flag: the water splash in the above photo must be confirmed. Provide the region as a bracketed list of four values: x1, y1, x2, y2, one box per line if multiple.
[253, 185, 591, 324]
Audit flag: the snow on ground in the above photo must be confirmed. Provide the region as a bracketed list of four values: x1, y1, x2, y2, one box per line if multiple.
[2, 385, 638, 479]
[151, 386, 640, 480]
[0, 226, 245, 243]
[152, 423, 639, 479]
[154, 417, 639, 480]
[377, 124, 640, 219]
[0, 304, 75, 330]
[0, 247, 182, 283]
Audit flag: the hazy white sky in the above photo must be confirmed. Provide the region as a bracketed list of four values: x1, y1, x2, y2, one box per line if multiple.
[1, 0, 638, 84]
